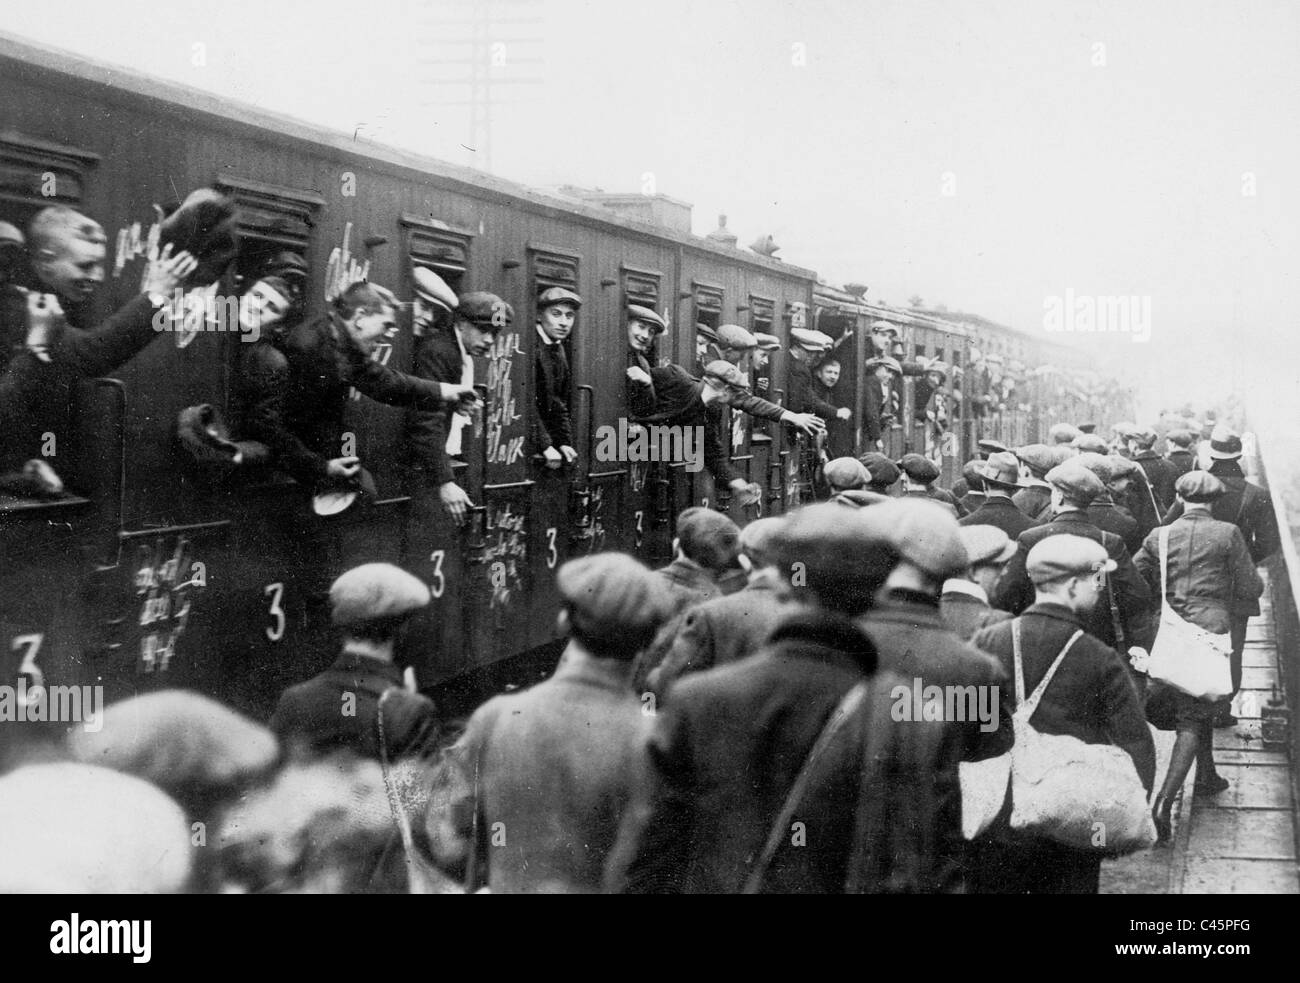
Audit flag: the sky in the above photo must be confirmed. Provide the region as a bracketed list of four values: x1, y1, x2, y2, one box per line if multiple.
[7, 0, 1300, 428]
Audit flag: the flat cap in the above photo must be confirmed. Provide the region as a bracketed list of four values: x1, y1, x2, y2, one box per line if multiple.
[1166, 429, 1196, 449]
[1209, 425, 1243, 460]
[924, 360, 949, 381]
[702, 359, 749, 389]
[558, 553, 675, 649]
[834, 489, 892, 509]
[959, 525, 1017, 566]
[1106, 454, 1141, 480]
[0, 220, 25, 247]
[458, 291, 513, 329]
[858, 498, 969, 578]
[627, 305, 667, 333]
[413, 267, 458, 312]
[263, 249, 308, 283]
[330, 563, 431, 625]
[1014, 443, 1057, 478]
[69, 691, 278, 801]
[695, 322, 717, 341]
[1112, 421, 1139, 439]
[1026, 534, 1116, 585]
[961, 458, 986, 490]
[753, 331, 781, 351]
[738, 516, 786, 567]
[977, 438, 1009, 456]
[898, 452, 940, 483]
[1177, 470, 1226, 503]
[1048, 423, 1083, 445]
[864, 355, 903, 374]
[824, 456, 869, 490]
[717, 323, 758, 349]
[976, 451, 1027, 488]
[1072, 433, 1110, 454]
[1046, 461, 1105, 505]
[775, 502, 898, 614]
[1133, 426, 1158, 447]
[1077, 423, 1098, 434]
[675, 506, 741, 571]
[538, 286, 581, 309]
[1073, 451, 1114, 484]
[869, 320, 900, 335]
[858, 451, 901, 487]
[791, 327, 834, 352]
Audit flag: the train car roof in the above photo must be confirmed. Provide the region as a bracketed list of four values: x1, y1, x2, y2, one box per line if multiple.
[0, 31, 817, 283]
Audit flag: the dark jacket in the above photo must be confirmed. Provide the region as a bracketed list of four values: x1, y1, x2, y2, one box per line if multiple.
[1162, 459, 1280, 563]
[0, 293, 161, 471]
[1135, 511, 1264, 626]
[958, 494, 1038, 540]
[788, 359, 837, 419]
[1012, 484, 1052, 524]
[533, 334, 573, 453]
[927, 485, 968, 518]
[281, 316, 455, 483]
[234, 339, 320, 484]
[440, 650, 645, 893]
[971, 604, 1156, 793]
[625, 350, 656, 419]
[994, 510, 1153, 650]
[404, 328, 465, 486]
[859, 590, 1014, 762]
[605, 610, 965, 894]
[650, 574, 797, 695]
[1088, 496, 1142, 555]
[940, 584, 1013, 641]
[813, 377, 853, 459]
[269, 652, 440, 761]
[1134, 450, 1180, 513]
[863, 376, 898, 443]
[1167, 448, 1195, 478]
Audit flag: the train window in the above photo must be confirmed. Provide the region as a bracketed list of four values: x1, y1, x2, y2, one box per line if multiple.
[0, 131, 99, 230]
[213, 175, 324, 289]
[914, 343, 927, 360]
[749, 295, 776, 438]
[403, 214, 474, 293]
[694, 283, 723, 373]
[530, 245, 581, 392]
[622, 266, 663, 364]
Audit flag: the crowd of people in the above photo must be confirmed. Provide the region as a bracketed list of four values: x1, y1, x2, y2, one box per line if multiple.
[0, 404, 1278, 893]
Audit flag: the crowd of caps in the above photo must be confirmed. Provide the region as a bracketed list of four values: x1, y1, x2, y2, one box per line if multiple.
[0, 404, 1277, 893]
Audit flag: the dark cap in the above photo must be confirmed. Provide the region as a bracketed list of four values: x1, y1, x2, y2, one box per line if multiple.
[858, 452, 901, 488]
[977, 438, 1009, 456]
[775, 503, 897, 615]
[1014, 443, 1058, 479]
[961, 458, 986, 491]
[557, 553, 675, 653]
[1073, 452, 1114, 485]
[869, 320, 899, 336]
[1208, 425, 1243, 460]
[824, 456, 869, 490]
[1045, 461, 1105, 505]
[834, 489, 891, 509]
[538, 286, 581, 310]
[675, 506, 741, 572]
[1133, 426, 1158, 448]
[330, 563, 430, 625]
[865, 355, 903, 375]
[858, 498, 969, 579]
[628, 305, 667, 333]
[1107, 454, 1141, 481]
[702, 360, 749, 390]
[159, 188, 239, 287]
[458, 291, 513, 330]
[1077, 423, 1097, 434]
[977, 451, 1027, 488]
[898, 453, 940, 483]
[1177, 470, 1226, 503]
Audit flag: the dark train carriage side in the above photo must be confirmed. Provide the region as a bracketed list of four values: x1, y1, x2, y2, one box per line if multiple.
[0, 36, 823, 719]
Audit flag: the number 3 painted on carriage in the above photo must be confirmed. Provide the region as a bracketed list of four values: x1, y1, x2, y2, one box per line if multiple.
[12, 634, 45, 695]
[429, 550, 447, 598]
[264, 583, 286, 642]
[545, 527, 558, 569]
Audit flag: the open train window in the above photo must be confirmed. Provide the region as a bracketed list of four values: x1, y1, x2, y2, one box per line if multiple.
[529, 245, 581, 390]
[694, 282, 724, 371]
[749, 295, 776, 436]
[404, 215, 474, 339]
[622, 266, 663, 363]
[213, 175, 324, 291]
[0, 131, 99, 232]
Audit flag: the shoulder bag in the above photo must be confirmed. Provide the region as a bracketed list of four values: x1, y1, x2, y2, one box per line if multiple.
[1145, 526, 1233, 700]
[1007, 621, 1156, 855]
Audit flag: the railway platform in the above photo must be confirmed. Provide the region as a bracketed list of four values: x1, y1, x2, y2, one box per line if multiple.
[1101, 568, 1299, 894]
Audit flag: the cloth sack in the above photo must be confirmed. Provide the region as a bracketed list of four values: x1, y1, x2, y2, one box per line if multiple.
[1007, 621, 1156, 855]
[1146, 526, 1232, 700]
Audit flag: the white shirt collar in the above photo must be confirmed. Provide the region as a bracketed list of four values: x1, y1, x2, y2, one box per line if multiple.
[941, 579, 988, 603]
[536, 324, 558, 346]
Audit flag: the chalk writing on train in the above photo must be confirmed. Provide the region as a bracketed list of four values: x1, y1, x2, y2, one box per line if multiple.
[133, 536, 206, 674]
[485, 331, 526, 466]
[483, 502, 526, 610]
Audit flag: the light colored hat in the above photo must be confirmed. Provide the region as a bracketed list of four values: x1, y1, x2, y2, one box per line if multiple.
[330, 562, 431, 625]
[753, 331, 781, 351]
[627, 304, 667, 333]
[1177, 470, 1226, 503]
[790, 327, 833, 352]
[716, 323, 758, 350]
[824, 456, 869, 490]
[869, 320, 899, 336]
[1026, 534, 1116, 584]
[557, 552, 675, 652]
[858, 498, 969, 578]
[1045, 461, 1105, 505]
[959, 525, 1017, 566]
[413, 267, 458, 312]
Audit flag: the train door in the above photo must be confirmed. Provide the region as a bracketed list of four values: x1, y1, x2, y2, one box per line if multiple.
[743, 294, 777, 517]
[525, 245, 593, 653]
[620, 266, 672, 568]
[399, 219, 475, 685]
[689, 282, 725, 515]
